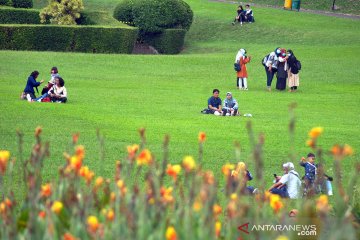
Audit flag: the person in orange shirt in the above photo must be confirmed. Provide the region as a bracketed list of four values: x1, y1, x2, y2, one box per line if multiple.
[235, 48, 251, 90]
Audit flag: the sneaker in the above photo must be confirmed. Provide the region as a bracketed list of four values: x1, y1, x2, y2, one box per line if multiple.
[37, 99, 42, 102]
[226, 113, 230, 116]
[26, 94, 32, 102]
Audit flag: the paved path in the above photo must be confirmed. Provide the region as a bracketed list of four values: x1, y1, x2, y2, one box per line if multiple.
[210, 0, 360, 20]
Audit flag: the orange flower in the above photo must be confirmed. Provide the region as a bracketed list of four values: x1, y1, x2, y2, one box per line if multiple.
[70, 156, 82, 171]
[38, 211, 46, 219]
[331, 144, 354, 158]
[306, 139, 316, 148]
[63, 232, 78, 240]
[79, 166, 95, 184]
[308, 127, 323, 139]
[166, 164, 182, 181]
[343, 144, 354, 156]
[87, 215, 99, 233]
[269, 194, 283, 213]
[316, 194, 330, 213]
[203, 171, 215, 185]
[127, 144, 139, 159]
[193, 199, 202, 212]
[182, 156, 196, 172]
[51, 201, 63, 214]
[41, 183, 52, 198]
[221, 163, 235, 176]
[35, 126, 42, 137]
[0, 150, 10, 175]
[165, 226, 177, 240]
[160, 186, 174, 204]
[215, 221, 221, 238]
[106, 209, 115, 222]
[110, 192, 116, 202]
[213, 204, 222, 218]
[72, 133, 80, 145]
[94, 177, 104, 188]
[136, 149, 152, 166]
[198, 132, 206, 143]
[0, 202, 5, 214]
[116, 180, 127, 195]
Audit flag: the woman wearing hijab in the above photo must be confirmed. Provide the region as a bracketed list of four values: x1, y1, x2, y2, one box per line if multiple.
[234, 48, 251, 90]
[276, 48, 288, 91]
[286, 49, 300, 92]
[263, 48, 280, 91]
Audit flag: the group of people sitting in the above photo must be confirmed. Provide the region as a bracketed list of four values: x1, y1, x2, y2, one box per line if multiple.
[202, 89, 239, 116]
[263, 47, 301, 92]
[21, 67, 68, 103]
[233, 153, 333, 199]
[232, 4, 255, 25]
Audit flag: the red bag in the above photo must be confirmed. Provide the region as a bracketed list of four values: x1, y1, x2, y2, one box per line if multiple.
[42, 97, 51, 102]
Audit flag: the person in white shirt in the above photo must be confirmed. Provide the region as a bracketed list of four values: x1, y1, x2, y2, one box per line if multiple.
[268, 162, 302, 199]
[49, 77, 67, 103]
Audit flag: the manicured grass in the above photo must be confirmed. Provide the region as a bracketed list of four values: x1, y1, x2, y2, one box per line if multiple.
[0, 0, 359, 204]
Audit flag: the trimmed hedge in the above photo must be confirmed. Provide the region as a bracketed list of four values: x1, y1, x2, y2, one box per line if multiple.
[0, 25, 138, 53]
[144, 28, 186, 54]
[0, 8, 40, 24]
[12, 0, 33, 9]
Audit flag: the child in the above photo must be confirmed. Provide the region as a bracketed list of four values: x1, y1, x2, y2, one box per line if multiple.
[234, 49, 251, 90]
[231, 162, 257, 195]
[41, 67, 60, 94]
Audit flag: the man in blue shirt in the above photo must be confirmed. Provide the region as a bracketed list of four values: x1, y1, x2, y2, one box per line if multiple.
[207, 89, 222, 115]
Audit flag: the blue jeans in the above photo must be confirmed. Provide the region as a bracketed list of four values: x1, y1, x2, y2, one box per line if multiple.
[34, 93, 49, 101]
[270, 186, 289, 198]
[265, 66, 276, 87]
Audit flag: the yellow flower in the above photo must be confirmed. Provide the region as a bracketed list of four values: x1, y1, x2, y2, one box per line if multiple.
[269, 194, 283, 213]
[165, 226, 177, 240]
[166, 164, 182, 181]
[308, 127, 323, 139]
[41, 183, 52, 198]
[116, 179, 128, 195]
[221, 163, 235, 176]
[106, 209, 115, 222]
[0, 150, 10, 175]
[160, 186, 174, 204]
[182, 156, 196, 172]
[215, 221, 221, 238]
[87, 215, 99, 233]
[136, 149, 152, 166]
[230, 193, 237, 201]
[213, 204, 222, 218]
[79, 166, 95, 184]
[94, 177, 104, 188]
[127, 144, 139, 159]
[70, 155, 82, 171]
[198, 132, 206, 143]
[193, 199, 202, 212]
[316, 194, 330, 213]
[51, 201, 63, 214]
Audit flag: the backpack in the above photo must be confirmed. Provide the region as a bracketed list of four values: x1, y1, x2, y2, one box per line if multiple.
[234, 62, 241, 72]
[295, 59, 301, 71]
[262, 54, 269, 66]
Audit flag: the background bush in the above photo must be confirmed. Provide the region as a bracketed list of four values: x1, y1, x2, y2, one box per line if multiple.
[113, 0, 193, 33]
[12, 0, 33, 8]
[0, 25, 138, 53]
[143, 28, 186, 54]
[0, 8, 41, 24]
[39, 0, 84, 25]
[0, 0, 11, 6]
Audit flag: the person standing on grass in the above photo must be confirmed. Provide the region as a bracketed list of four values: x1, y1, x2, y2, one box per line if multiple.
[268, 162, 301, 199]
[23, 70, 44, 101]
[286, 50, 300, 92]
[207, 89, 222, 115]
[263, 48, 280, 91]
[275, 48, 288, 91]
[235, 48, 251, 90]
[222, 92, 239, 116]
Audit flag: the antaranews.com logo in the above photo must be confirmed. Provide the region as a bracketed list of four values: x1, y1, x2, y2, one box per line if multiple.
[238, 222, 317, 236]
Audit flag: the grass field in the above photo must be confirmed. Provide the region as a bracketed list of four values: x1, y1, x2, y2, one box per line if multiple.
[0, 0, 359, 203]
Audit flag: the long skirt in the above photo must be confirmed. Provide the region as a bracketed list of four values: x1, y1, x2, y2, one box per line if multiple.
[288, 71, 299, 87]
[276, 77, 287, 90]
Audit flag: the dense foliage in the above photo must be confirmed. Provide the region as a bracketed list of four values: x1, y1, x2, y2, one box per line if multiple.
[143, 29, 186, 54]
[0, 25, 138, 53]
[39, 0, 84, 25]
[113, 0, 193, 33]
[12, 0, 33, 8]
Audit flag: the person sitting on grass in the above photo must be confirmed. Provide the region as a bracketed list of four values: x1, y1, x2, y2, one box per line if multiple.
[23, 70, 45, 101]
[41, 66, 60, 94]
[268, 162, 301, 199]
[231, 162, 257, 195]
[232, 5, 245, 25]
[206, 89, 222, 115]
[49, 77, 67, 103]
[244, 4, 254, 23]
[222, 92, 239, 116]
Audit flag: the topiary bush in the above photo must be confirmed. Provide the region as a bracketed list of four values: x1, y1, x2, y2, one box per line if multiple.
[113, 0, 193, 33]
[143, 28, 186, 54]
[12, 0, 33, 8]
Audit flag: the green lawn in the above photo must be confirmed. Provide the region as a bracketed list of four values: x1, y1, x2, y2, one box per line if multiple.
[0, 0, 359, 202]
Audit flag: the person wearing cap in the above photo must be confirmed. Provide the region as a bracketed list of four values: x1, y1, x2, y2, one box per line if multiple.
[222, 92, 239, 116]
[268, 162, 301, 199]
[230, 162, 257, 195]
[234, 48, 251, 90]
[206, 89, 222, 116]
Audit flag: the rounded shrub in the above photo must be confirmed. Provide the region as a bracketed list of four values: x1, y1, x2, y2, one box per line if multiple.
[12, 0, 33, 8]
[113, 0, 193, 33]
